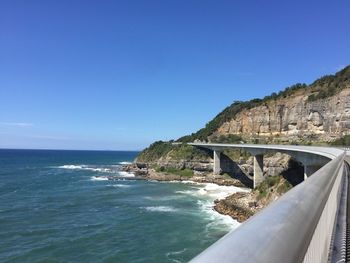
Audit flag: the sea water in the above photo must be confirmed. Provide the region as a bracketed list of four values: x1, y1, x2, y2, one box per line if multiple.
[0, 149, 247, 262]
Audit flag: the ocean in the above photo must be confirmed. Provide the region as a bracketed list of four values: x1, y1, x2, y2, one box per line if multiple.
[0, 149, 245, 263]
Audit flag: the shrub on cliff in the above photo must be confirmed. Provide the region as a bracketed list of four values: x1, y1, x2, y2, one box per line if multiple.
[136, 141, 173, 162]
[308, 66, 350, 102]
[210, 134, 243, 144]
[331, 135, 350, 146]
[256, 175, 292, 200]
[137, 142, 211, 163]
[178, 66, 350, 143]
[155, 167, 194, 177]
[168, 144, 210, 161]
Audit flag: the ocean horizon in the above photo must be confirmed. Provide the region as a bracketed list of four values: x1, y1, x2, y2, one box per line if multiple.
[0, 149, 243, 262]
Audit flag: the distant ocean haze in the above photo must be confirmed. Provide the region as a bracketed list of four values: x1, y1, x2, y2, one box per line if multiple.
[0, 149, 243, 262]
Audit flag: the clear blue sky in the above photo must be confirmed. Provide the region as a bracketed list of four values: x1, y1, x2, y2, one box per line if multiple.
[1, 0, 349, 150]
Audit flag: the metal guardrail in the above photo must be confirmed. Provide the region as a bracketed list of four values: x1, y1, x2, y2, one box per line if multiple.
[190, 151, 347, 263]
[329, 162, 348, 262]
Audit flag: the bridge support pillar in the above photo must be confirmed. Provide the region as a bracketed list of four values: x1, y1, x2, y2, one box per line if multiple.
[304, 164, 321, 180]
[254, 154, 264, 188]
[213, 150, 221, 175]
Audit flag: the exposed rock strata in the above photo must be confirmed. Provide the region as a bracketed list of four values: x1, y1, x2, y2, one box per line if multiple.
[215, 88, 350, 143]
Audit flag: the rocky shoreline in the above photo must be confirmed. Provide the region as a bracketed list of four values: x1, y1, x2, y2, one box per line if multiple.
[121, 163, 263, 223]
[122, 162, 247, 186]
[119, 159, 296, 223]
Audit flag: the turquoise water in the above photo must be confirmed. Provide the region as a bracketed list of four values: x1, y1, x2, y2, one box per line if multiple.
[0, 149, 241, 263]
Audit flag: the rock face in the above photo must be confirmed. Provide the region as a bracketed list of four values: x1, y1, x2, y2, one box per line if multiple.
[156, 160, 213, 173]
[124, 152, 303, 189]
[216, 88, 350, 143]
[214, 174, 293, 222]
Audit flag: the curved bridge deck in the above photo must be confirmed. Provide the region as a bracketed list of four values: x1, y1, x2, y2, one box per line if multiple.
[187, 143, 348, 263]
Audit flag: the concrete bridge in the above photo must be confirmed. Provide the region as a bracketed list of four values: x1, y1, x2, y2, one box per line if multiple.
[189, 143, 341, 188]
[188, 143, 349, 263]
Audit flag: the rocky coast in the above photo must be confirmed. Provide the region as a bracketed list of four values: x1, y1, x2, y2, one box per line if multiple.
[121, 152, 300, 223]
[114, 67, 350, 227]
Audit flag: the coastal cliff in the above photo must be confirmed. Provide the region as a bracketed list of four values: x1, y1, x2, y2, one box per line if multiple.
[128, 66, 350, 223]
[215, 85, 350, 143]
[177, 65, 350, 144]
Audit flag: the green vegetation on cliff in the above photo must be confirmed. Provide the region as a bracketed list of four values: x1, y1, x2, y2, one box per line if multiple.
[136, 141, 210, 163]
[331, 135, 350, 146]
[178, 66, 350, 143]
[308, 66, 350, 101]
[137, 66, 350, 163]
[136, 141, 173, 162]
[256, 175, 293, 200]
[178, 100, 264, 142]
[177, 84, 309, 143]
[155, 167, 194, 177]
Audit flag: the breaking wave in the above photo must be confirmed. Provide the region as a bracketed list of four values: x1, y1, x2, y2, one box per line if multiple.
[166, 248, 187, 263]
[111, 184, 131, 188]
[90, 176, 109, 181]
[119, 161, 132, 165]
[57, 164, 134, 178]
[174, 181, 249, 231]
[58, 164, 113, 173]
[118, 171, 135, 177]
[143, 206, 178, 213]
[176, 182, 249, 200]
[59, 165, 84, 170]
[144, 195, 184, 201]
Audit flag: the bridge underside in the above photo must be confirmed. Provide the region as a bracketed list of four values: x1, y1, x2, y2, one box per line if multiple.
[196, 145, 329, 188]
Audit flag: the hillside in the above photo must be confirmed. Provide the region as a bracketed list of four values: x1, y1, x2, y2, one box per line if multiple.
[179, 65, 350, 143]
[138, 66, 350, 163]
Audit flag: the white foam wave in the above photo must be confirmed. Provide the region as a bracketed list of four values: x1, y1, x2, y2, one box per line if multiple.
[175, 190, 196, 195]
[144, 195, 184, 201]
[59, 165, 83, 170]
[166, 248, 187, 263]
[112, 184, 131, 188]
[90, 176, 109, 181]
[118, 171, 135, 177]
[167, 180, 204, 185]
[174, 182, 249, 231]
[57, 164, 112, 173]
[176, 183, 250, 200]
[119, 161, 132, 165]
[174, 180, 251, 199]
[202, 183, 250, 200]
[180, 180, 205, 185]
[89, 167, 111, 172]
[143, 206, 178, 212]
[166, 248, 187, 256]
[196, 199, 240, 231]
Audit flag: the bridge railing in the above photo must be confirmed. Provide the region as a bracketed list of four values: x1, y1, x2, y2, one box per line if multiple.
[190, 152, 347, 263]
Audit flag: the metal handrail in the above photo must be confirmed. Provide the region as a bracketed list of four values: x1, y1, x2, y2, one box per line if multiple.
[190, 152, 346, 263]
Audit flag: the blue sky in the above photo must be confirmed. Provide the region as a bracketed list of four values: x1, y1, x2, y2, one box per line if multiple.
[1, 0, 349, 150]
